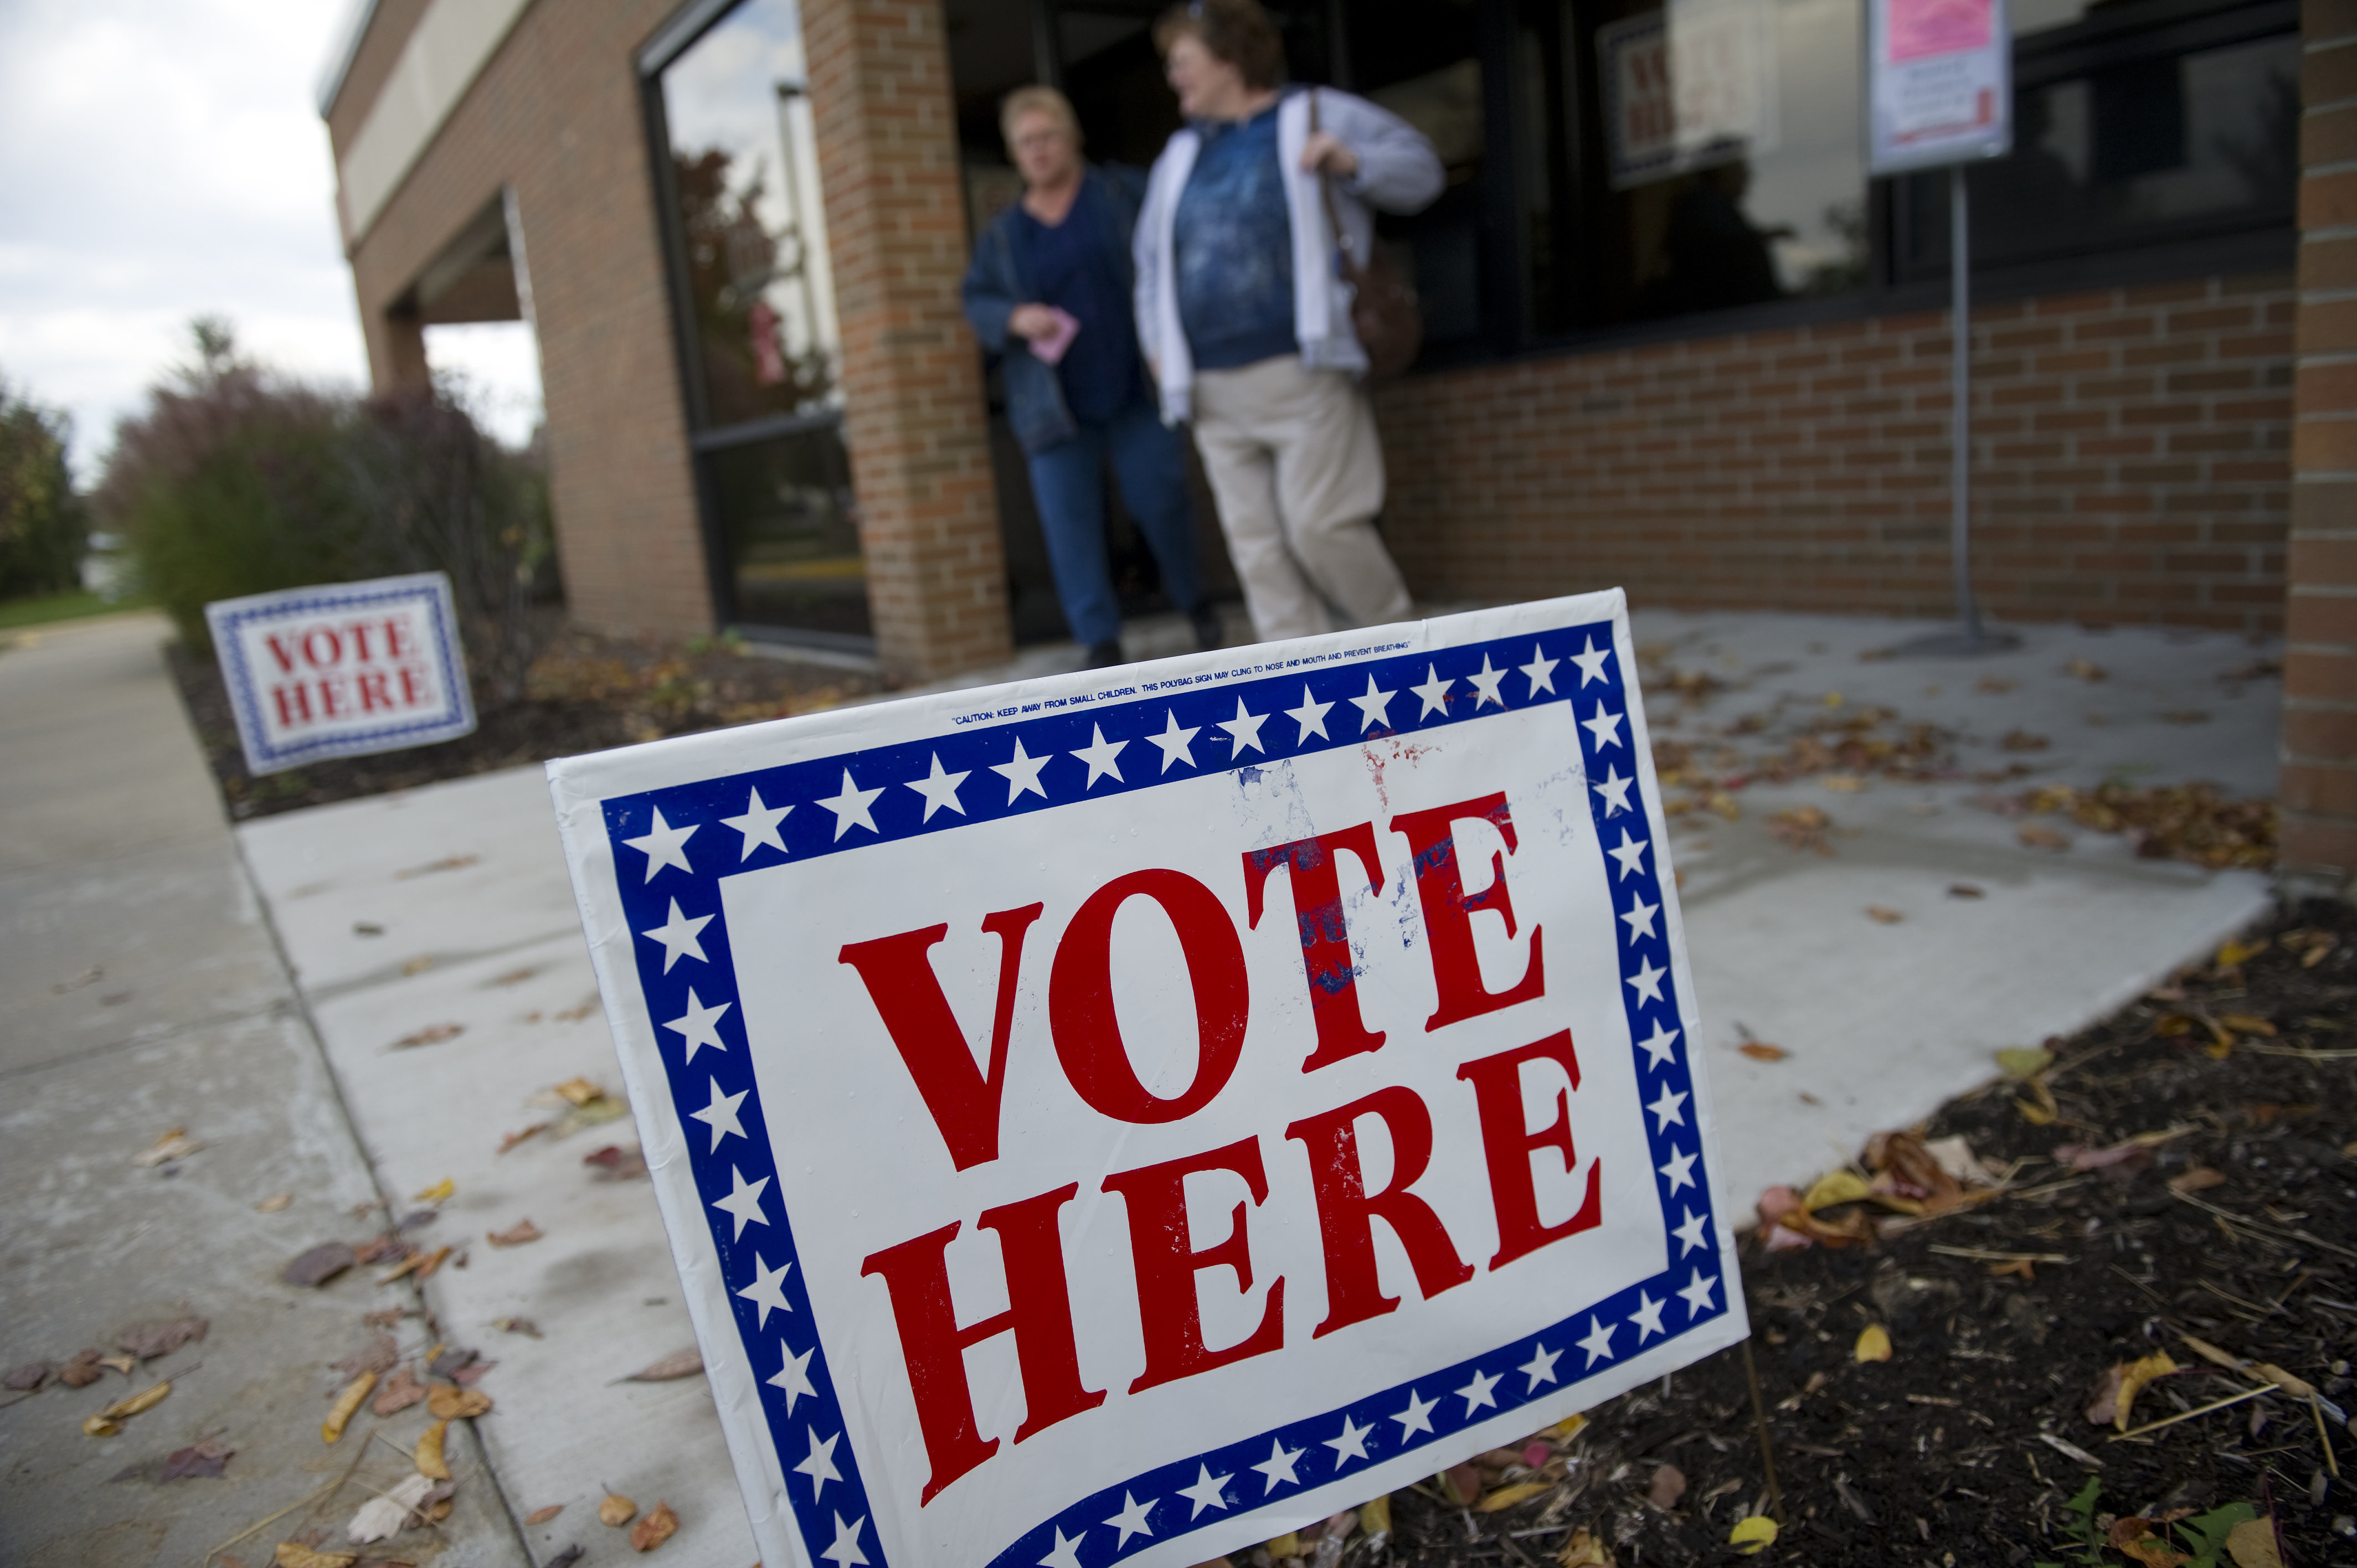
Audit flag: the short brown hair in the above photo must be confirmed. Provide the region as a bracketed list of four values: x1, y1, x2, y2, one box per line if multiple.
[1000, 85, 1083, 153]
[1153, 0, 1286, 92]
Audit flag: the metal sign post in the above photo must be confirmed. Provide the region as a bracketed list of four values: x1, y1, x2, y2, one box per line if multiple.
[1867, 0, 2016, 656]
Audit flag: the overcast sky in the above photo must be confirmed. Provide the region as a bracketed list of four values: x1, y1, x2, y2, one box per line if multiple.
[0, 0, 540, 483]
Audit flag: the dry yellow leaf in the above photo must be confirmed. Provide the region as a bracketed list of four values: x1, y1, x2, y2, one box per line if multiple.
[255, 1192, 293, 1213]
[554, 1077, 605, 1106]
[1854, 1324, 1892, 1363]
[323, 1371, 375, 1443]
[2215, 937, 2268, 968]
[1822, 691, 1844, 707]
[1864, 904, 1902, 922]
[1995, 1047, 2053, 1078]
[1737, 1041, 1788, 1062]
[1823, 774, 1866, 792]
[2217, 1014, 2277, 1036]
[1265, 1533, 1300, 1559]
[527, 1504, 565, 1524]
[416, 1418, 451, 1480]
[427, 1384, 492, 1420]
[1549, 1413, 1587, 1442]
[1358, 1494, 1392, 1537]
[1802, 1170, 1872, 1211]
[600, 1493, 639, 1528]
[1558, 1528, 1616, 1567]
[2016, 1097, 2057, 1126]
[630, 1499, 680, 1552]
[2112, 1352, 2178, 1431]
[1729, 1516, 1779, 1555]
[81, 1376, 173, 1435]
[413, 1177, 455, 1204]
[275, 1546, 358, 1568]
[2225, 1517, 2284, 1568]
[1477, 1481, 1552, 1513]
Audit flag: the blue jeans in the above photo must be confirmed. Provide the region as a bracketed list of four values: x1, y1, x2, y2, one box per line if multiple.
[1025, 400, 1203, 648]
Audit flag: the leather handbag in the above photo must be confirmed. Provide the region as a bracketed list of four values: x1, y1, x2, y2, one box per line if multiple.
[1311, 89, 1423, 378]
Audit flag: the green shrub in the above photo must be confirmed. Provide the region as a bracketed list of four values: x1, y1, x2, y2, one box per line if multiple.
[0, 376, 86, 600]
[96, 319, 555, 701]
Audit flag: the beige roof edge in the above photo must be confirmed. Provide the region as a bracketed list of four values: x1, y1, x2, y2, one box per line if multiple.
[334, 0, 536, 246]
[315, 0, 383, 116]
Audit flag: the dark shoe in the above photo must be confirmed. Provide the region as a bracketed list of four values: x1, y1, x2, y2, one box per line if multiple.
[1083, 639, 1125, 669]
[1190, 604, 1224, 651]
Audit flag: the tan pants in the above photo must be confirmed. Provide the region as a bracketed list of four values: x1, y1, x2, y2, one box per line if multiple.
[1190, 354, 1414, 642]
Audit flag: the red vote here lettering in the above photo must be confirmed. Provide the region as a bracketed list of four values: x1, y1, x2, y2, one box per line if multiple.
[1241, 823, 1388, 1072]
[1100, 1136, 1285, 1392]
[1391, 792, 1545, 1031]
[1456, 1030, 1603, 1268]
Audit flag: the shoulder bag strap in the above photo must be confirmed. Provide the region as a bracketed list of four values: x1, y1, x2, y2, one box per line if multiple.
[1309, 89, 1359, 277]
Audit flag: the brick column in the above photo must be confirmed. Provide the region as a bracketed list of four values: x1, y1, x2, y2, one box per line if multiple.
[804, 0, 1012, 681]
[2287, 0, 2357, 889]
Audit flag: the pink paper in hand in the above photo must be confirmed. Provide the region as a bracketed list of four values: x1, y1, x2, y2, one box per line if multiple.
[1029, 307, 1081, 367]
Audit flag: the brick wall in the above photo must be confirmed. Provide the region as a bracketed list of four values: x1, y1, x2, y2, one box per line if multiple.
[2286, 0, 2357, 884]
[802, 0, 1012, 678]
[1376, 276, 2294, 635]
[334, 0, 719, 641]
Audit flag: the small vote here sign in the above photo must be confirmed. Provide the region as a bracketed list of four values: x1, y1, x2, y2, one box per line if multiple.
[205, 572, 476, 775]
[549, 592, 1746, 1568]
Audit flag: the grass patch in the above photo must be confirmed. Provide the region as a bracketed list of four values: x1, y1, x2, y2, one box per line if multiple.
[0, 589, 148, 632]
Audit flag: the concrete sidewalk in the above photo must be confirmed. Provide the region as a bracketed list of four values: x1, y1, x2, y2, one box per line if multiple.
[3, 606, 2280, 1568]
[0, 613, 527, 1568]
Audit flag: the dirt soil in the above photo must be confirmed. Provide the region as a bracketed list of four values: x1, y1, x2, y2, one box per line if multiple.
[168, 626, 887, 819]
[1361, 900, 2356, 1568]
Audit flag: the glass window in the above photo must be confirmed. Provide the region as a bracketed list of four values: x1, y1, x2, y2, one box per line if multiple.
[1520, 0, 1870, 337]
[1351, 0, 1494, 348]
[656, 0, 868, 642]
[1893, 9, 2299, 278]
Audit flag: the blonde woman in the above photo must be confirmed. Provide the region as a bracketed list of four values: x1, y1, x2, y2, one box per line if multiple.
[963, 86, 1219, 668]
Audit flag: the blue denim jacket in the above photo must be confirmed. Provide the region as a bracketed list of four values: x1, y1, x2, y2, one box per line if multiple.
[962, 165, 1147, 456]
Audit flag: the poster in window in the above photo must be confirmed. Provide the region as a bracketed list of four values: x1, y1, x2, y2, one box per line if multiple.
[1599, 0, 1781, 190]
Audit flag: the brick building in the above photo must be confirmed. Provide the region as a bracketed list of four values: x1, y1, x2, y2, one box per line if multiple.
[317, 0, 2351, 881]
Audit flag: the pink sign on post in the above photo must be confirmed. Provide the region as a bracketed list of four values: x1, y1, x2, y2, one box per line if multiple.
[1886, 0, 1993, 63]
[1867, 0, 2010, 173]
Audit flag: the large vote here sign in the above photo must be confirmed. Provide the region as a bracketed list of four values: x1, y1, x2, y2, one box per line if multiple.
[548, 592, 1746, 1568]
[205, 571, 476, 774]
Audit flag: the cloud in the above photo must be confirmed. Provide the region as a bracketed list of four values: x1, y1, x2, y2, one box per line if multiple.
[0, 0, 368, 478]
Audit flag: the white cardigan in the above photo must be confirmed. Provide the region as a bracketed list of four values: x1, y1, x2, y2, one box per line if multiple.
[1133, 87, 1445, 423]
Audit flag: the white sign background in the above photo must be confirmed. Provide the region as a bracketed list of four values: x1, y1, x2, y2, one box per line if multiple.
[204, 570, 475, 774]
[1599, 0, 1781, 190]
[549, 594, 1748, 1568]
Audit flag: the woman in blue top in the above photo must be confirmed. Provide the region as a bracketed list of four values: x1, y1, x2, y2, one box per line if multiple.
[963, 87, 1221, 669]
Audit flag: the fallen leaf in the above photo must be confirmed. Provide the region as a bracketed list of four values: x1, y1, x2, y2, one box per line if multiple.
[1864, 904, 1902, 923]
[1996, 1047, 2053, 1079]
[322, 1372, 375, 1443]
[397, 853, 480, 879]
[2001, 729, 2051, 751]
[331, 1333, 399, 1379]
[1949, 882, 1985, 898]
[83, 1378, 171, 1437]
[413, 1177, 455, 1204]
[414, 1418, 451, 1480]
[1476, 1480, 1550, 1512]
[553, 1077, 605, 1106]
[353, 921, 384, 936]
[497, 1125, 549, 1154]
[1802, 1169, 1872, 1211]
[488, 1219, 544, 1249]
[402, 956, 434, 976]
[57, 1349, 104, 1387]
[428, 1384, 492, 1420]
[161, 1440, 234, 1479]
[1854, 1324, 1892, 1363]
[1557, 1528, 1615, 1567]
[275, 1545, 357, 1568]
[347, 1472, 435, 1544]
[630, 1498, 680, 1550]
[255, 1192, 294, 1213]
[1360, 1493, 1393, 1541]
[2224, 1517, 2283, 1568]
[283, 1242, 357, 1288]
[2051, 1139, 2157, 1176]
[544, 1549, 585, 1568]
[600, 1493, 639, 1528]
[526, 1504, 565, 1525]
[391, 1023, 464, 1049]
[2107, 1351, 2179, 1430]
[1728, 1516, 1778, 1555]
[584, 1145, 649, 1179]
[451, 1357, 498, 1386]
[133, 1128, 204, 1167]
[1646, 1463, 1686, 1510]
[2018, 823, 2072, 852]
[2217, 1013, 2276, 1036]
[1821, 773, 1866, 792]
[624, 1348, 705, 1383]
[493, 1317, 543, 1338]
[1921, 1134, 1991, 1186]
[1439, 1462, 1481, 1506]
[2216, 937, 2269, 969]
[2108, 1517, 2190, 1567]
[5, 1363, 47, 1391]
[373, 1365, 426, 1415]
[97, 1353, 136, 1375]
[53, 965, 103, 993]
[426, 1345, 477, 1379]
[1550, 1413, 1587, 1442]
[2168, 1166, 2226, 1194]
[2067, 658, 2107, 682]
[354, 1234, 413, 1266]
[1737, 1041, 1788, 1061]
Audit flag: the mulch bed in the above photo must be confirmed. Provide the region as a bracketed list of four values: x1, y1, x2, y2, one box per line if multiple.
[167, 625, 887, 819]
[1366, 899, 2355, 1567]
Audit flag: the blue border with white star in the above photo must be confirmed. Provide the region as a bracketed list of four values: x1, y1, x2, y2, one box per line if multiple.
[597, 619, 1727, 1568]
